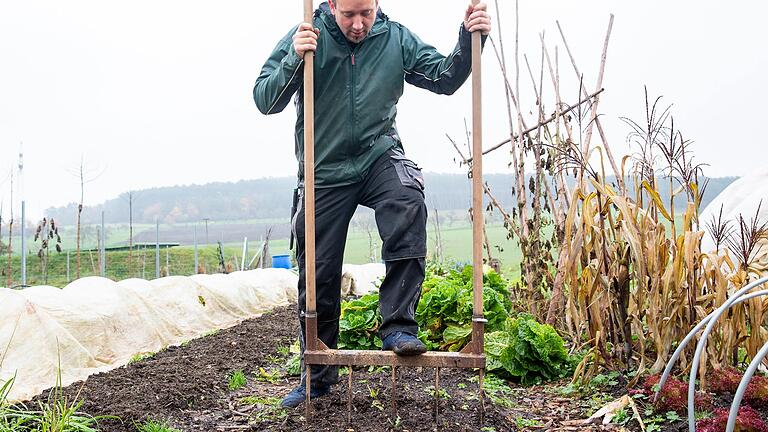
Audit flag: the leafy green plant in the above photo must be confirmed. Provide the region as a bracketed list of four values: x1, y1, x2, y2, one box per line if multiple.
[366, 385, 385, 411]
[611, 407, 630, 425]
[589, 371, 621, 388]
[514, 417, 543, 428]
[424, 386, 450, 400]
[479, 374, 516, 408]
[284, 354, 300, 377]
[201, 328, 219, 337]
[338, 294, 382, 350]
[255, 367, 281, 384]
[238, 395, 288, 423]
[228, 370, 247, 391]
[281, 340, 301, 377]
[128, 352, 155, 364]
[416, 266, 511, 351]
[239, 396, 280, 406]
[338, 266, 513, 351]
[135, 419, 182, 432]
[484, 313, 572, 385]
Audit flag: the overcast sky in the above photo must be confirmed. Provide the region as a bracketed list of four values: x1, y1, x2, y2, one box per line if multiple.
[1, 1, 766, 220]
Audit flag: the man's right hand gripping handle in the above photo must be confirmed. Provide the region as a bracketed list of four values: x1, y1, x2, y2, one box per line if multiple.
[293, 23, 319, 58]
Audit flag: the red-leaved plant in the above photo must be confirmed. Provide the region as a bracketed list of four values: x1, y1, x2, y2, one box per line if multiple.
[637, 374, 713, 414]
[745, 376, 768, 408]
[708, 367, 743, 394]
[696, 406, 768, 432]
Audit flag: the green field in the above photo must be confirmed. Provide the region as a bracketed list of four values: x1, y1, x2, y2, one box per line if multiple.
[2, 221, 524, 288]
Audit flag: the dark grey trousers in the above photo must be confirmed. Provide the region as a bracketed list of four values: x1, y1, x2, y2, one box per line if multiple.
[293, 148, 428, 388]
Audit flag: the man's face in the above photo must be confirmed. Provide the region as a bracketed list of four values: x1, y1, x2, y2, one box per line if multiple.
[329, 0, 379, 43]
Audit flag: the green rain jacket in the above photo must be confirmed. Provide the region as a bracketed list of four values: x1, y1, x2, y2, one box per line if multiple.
[253, 2, 484, 187]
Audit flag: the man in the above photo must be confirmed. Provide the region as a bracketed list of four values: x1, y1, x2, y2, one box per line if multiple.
[253, 0, 491, 408]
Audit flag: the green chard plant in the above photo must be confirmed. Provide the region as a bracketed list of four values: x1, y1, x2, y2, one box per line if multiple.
[338, 293, 383, 350]
[484, 313, 573, 385]
[416, 266, 512, 351]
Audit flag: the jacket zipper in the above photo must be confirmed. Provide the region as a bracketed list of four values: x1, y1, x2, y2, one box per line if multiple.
[348, 45, 358, 176]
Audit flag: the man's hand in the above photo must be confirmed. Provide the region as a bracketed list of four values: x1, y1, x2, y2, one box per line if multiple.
[293, 22, 320, 58]
[463, 2, 492, 35]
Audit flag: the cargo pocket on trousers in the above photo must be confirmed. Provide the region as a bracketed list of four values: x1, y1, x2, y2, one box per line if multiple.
[392, 159, 425, 193]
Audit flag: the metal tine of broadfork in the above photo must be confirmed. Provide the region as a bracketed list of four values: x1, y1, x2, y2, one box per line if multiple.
[347, 365, 353, 425]
[434, 368, 441, 427]
[302, 0, 317, 422]
[305, 371, 311, 419]
[469, 0, 485, 427]
[479, 367, 486, 424]
[391, 366, 398, 420]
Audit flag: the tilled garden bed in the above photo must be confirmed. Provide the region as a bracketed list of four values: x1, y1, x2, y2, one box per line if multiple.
[31, 306, 626, 431]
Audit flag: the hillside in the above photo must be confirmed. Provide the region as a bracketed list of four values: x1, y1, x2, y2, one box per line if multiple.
[43, 174, 737, 225]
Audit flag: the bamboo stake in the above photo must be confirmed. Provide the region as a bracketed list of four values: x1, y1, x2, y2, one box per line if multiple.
[580, 15, 613, 162]
[448, 136, 522, 240]
[467, 89, 604, 163]
[556, 16, 622, 191]
[539, 34, 573, 213]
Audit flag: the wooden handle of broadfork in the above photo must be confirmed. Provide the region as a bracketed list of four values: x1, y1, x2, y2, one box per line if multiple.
[470, 0, 485, 355]
[303, 0, 318, 351]
[303, 0, 317, 417]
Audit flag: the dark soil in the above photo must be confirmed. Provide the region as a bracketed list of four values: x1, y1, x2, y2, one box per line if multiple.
[30, 306, 647, 431]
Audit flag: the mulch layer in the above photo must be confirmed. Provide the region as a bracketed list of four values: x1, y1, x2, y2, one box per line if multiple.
[32, 304, 754, 432]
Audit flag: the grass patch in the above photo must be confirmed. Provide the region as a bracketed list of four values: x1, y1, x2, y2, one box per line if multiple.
[0, 371, 113, 431]
[239, 396, 280, 406]
[135, 419, 182, 432]
[228, 370, 247, 391]
[240, 395, 288, 422]
[202, 329, 220, 338]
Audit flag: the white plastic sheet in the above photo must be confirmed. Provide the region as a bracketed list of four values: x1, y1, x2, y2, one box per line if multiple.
[0, 269, 297, 402]
[340, 263, 385, 296]
[700, 168, 768, 271]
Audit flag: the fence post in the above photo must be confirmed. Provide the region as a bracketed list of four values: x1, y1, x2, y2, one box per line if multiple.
[241, 237, 248, 271]
[100, 211, 106, 277]
[194, 224, 199, 274]
[21, 201, 26, 287]
[155, 219, 160, 279]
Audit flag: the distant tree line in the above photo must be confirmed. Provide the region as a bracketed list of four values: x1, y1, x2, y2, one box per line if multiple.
[44, 174, 737, 225]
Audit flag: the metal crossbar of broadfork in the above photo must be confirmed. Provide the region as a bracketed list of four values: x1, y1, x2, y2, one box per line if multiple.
[655, 275, 768, 432]
[300, 0, 487, 425]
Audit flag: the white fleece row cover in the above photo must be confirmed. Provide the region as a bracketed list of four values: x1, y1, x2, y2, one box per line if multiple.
[341, 263, 385, 296]
[699, 167, 768, 271]
[0, 269, 298, 402]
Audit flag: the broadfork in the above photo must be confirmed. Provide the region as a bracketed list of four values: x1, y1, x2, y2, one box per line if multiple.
[300, 0, 487, 426]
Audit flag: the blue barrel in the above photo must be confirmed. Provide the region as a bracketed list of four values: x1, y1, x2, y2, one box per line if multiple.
[272, 254, 292, 269]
